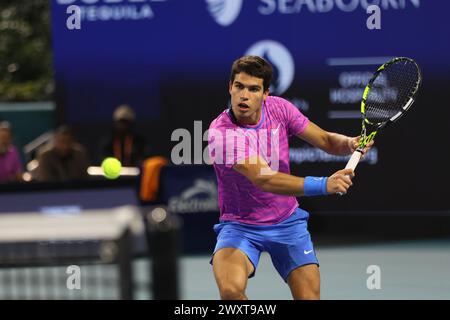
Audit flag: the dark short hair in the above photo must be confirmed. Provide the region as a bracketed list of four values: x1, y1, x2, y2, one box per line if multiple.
[230, 56, 273, 91]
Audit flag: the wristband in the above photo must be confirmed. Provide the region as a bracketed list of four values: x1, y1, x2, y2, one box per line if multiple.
[303, 176, 328, 196]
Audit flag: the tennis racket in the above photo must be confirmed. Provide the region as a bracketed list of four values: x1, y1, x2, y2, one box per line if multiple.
[339, 57, 422, 193]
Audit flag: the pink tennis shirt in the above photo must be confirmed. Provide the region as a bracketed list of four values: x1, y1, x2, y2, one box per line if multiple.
[208, 96, 310, 225]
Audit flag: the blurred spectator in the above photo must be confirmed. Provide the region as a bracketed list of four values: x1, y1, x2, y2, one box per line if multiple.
[102, 104, 150, 167]
[35, 125, 89, 182]
[0, 121, 23, 183]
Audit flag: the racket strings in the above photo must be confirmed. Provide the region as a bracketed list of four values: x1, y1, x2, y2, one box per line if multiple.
[365, 59, 419, 125]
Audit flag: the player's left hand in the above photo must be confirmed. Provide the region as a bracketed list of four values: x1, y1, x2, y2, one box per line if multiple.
[348, 136, 374, 155]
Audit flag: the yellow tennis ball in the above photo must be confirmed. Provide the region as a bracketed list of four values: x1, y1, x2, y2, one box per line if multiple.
[101, 157, 122, 179]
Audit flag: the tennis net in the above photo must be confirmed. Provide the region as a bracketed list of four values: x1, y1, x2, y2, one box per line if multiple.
[0, 206, 144, 300]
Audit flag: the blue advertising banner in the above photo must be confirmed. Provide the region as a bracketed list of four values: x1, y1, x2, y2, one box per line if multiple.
[51, 0, 450, 212]
[51, 0, 450, 122]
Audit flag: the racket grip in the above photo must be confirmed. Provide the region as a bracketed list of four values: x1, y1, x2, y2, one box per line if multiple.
[337, 150, 363, 196]
[345, 150, 363, 171]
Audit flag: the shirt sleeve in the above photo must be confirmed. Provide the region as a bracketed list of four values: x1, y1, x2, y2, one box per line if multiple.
[283, 99, 310, 136]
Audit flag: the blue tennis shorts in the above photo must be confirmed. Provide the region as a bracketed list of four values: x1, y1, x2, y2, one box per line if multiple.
[210, 208, 319, 282]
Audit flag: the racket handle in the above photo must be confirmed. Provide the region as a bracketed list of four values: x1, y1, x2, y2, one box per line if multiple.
[337, 150, 363, 196]
[345, 149, 363, 171]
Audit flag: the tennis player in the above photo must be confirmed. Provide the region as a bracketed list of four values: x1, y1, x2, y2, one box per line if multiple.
[207, 56, 373, 300]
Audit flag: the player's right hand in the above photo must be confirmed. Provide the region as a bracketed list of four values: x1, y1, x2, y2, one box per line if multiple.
[327, 169, 354, 194]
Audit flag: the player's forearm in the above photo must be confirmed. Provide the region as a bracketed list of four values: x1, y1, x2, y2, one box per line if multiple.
[324, 132, 353, 156]
[255, 171, 305, 196]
